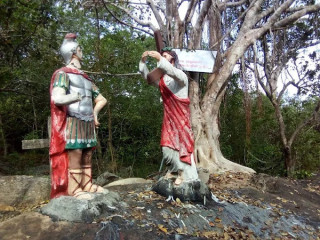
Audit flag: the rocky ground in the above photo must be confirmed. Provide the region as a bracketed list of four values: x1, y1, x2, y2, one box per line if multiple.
[0, 171, 319, 240]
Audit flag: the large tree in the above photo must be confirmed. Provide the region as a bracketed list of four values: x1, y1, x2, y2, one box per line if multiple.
[82, 0, 320, 174]
[246, 21, 320, 176]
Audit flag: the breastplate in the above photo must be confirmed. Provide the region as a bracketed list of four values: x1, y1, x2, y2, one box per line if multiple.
[67, 73, 94, 121]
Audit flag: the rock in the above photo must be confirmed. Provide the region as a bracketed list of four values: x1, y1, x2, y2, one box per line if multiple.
[0, 175, 50, 207]
[95, 171, 121, 187]
[197, 168, 210, 183]
[152, 178, 211, 202]
[24, 164, 50, 176]
[105, 178, 153, 187]
[251, 173, 280, 193]
[41, 191, 124, 223]
[0, 212, 100, 240]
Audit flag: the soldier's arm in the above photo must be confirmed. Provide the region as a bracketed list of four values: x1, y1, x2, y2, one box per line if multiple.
[51, 71, 81, 106]
[93, 94, 107, 127]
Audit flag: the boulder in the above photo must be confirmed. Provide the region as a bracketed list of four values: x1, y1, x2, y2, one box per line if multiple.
[95, 171, 121, 187]
[41, 191, 125, 223]
[0, 212, 100, 240]
[105, 178, 153, 187]
[0, 175, 50, 207]
[152, 177, 211, 202]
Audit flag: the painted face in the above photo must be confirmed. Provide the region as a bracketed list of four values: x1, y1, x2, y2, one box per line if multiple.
[162, 52, 173, 64]
[75, 46, 83, 60]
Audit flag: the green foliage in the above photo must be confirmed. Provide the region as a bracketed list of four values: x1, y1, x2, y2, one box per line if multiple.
[90, 31, 163, 177]
[0, 1, 163, 177]
[293, 169, 313, 179]
[1, 1, 319, 179]
[220, 77, 320, 177]
[1, 150, 48, 175]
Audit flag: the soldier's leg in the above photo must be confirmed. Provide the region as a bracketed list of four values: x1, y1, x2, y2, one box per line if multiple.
[68, 149, 92, 199]
[80, 148, 108, 193]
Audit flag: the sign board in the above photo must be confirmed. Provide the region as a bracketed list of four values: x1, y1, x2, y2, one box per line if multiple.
[173, 49, 217, 73]
[22, 139, 49, 149]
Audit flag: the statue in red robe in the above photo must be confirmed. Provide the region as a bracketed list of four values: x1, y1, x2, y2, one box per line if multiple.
[139, 48, 199, 185]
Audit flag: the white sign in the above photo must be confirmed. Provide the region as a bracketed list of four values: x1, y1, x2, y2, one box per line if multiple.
[173, 49, 217, 73]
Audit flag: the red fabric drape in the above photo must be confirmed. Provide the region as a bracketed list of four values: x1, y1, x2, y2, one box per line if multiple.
[159, 77, 194, 165]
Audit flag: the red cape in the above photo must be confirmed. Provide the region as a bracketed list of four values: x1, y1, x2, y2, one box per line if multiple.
[49, 67, 90, 199]
[159, 77, 194, 165]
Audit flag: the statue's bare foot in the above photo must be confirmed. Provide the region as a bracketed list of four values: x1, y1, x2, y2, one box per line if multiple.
[174, 176, 183, 185]
[83, 183, 109, 194]
[72, 189, 93, 200]
[164, 172, 176, 179]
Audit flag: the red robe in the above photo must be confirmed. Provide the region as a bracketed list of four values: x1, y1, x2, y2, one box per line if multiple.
[159, 77, 194, 165]
[49, 67, 91, 199]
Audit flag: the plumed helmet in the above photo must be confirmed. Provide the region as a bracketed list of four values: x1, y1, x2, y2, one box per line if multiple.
[60, 33, 79, 65]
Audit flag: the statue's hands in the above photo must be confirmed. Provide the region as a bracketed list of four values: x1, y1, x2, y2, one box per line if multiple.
[69, 90, 82, 102]
[141, 50, 161, 62]
[94, 114, 100, 128]
[148, 51, 161, 61]
[93, 94, 107, 129]
[52, 87, 82, 106]
[76, 92, 82, 102]
[141, 51, 149, 63]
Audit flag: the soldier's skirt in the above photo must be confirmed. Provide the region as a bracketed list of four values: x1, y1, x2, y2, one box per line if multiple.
[65, 117, 97, 149]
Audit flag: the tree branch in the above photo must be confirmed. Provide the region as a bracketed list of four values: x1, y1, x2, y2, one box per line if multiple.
[146, 0, 164, 30]
[218, 0, 248, 10]
[273, 3, 320, 29]
[288, 99, 320, 146]
[191, 0, 212, 47]
[184, 0, 198, 24]
[83, 70, 140, 77]
[103, 1, 158, 33]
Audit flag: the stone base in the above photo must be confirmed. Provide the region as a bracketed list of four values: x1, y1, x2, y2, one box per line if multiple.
[40, 191, 124, 223]
[152, 177, 211, 202]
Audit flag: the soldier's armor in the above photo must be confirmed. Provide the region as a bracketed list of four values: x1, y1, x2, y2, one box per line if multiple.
[67, 73, 94, 121]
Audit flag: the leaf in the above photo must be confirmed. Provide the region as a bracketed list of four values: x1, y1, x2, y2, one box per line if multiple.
[158, 224, 168, 234]
[0, 205, 15, 211]
[202, 231, 218, 238]
[175, 228, 184, 234]
[224, 232, 230, 239]
[216, 223, 224, 228]
[162, 213, 169, 219]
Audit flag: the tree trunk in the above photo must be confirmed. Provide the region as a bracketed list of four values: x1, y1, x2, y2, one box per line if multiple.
[284, 146, 295, 177]
[106, 102, 117, 173]
[0, 114, 8, 157]
[31, 97, 38, 133]
[191, 92, 255, 174]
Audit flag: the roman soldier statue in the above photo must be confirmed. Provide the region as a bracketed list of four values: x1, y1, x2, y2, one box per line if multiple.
[49, 33, 107, 199]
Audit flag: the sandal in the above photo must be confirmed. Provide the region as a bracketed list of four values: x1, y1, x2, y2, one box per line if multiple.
[81, 165, 108, 194]
[68, 169, 93, 200]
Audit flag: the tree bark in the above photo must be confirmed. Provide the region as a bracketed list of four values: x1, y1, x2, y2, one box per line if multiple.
[0, 114, 8, 157]
[106, 102, 117, 173]
[284, 146, 295, 177]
